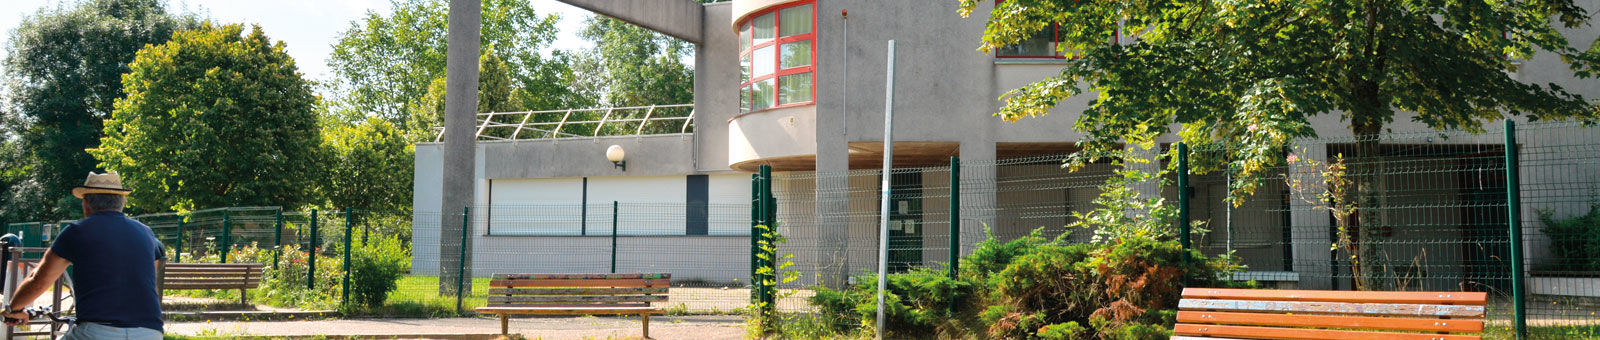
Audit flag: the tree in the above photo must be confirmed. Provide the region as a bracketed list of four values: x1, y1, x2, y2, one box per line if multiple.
[959, 0, 1600, 290]
[92, 23, 322, 212]
[323, 117, 413, 212]
[571, 16, 696, 135]
[0, 0, 197, 221]
[407, 49, 527, 141]
[326, 0, 589, 133]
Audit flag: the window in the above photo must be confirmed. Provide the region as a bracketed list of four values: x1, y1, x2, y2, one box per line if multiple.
[739, 2, 815, 113]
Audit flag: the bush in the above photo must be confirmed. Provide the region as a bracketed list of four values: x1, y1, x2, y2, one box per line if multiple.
[347, 233, 411, 307]
[811, 268, 975, 338]
[1539, 205, 1600, 272]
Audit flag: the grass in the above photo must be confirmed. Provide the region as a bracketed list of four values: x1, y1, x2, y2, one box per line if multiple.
[349, 275, 491, 317]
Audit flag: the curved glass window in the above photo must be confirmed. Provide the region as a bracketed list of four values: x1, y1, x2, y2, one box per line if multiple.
[739, 2, 815, 113]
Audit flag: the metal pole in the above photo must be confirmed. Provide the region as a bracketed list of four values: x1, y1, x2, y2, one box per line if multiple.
[272, 209, 283, 268]
[1505, 120, 1527, 339]
[1176, 142, 1191, 250]
[343, 208, 354, 305]
[760, 165, 775, 310]
[308, 209, 318, 290]
[875, 39, 896, 340]
[948, 157, 960, 281]
[457, 206, 470, 314]
[220, 210, 232, 263]
[750, 174, 759, 304]
[175, 219, 185, 264]
[611, 201, 619, 274]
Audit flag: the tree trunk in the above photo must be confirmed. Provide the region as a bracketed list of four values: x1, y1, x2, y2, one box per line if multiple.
[1352, 120, 1386, 291]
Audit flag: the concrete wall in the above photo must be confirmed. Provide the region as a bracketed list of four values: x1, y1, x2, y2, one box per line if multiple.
[555, 0, 704, 43]
[479, 135, 698, 179]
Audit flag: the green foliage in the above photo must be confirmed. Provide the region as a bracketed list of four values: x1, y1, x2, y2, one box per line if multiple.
[1538, 205, 1600, 273]
[0, 0, 198, 222]
[93, 23, 322, 212]
[572, 16, 694, 108]
[326, 0, 589, 132]
[746, 224, 800, 337]
[812, 230, 1239, 339]
[405, 49, 533, 141]
[347, 233, 411, 308]
[321, 118, 413, 211]
[957, 0, 1600, 200]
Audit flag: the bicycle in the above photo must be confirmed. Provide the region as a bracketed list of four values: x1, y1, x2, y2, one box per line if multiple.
[0, 234, 76, 339]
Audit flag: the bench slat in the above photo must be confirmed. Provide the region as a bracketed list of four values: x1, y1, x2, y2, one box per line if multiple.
[1181, 288, 1487, 305]
[164, 264, 264, 269]
[493, 273, 671, 280]
[1180, 299, 1485, 318]
[475, 306, 662, 315]
[1174, 324, 1481, 340]
[488, 295, 667, 304]
[164, 268, 260, 273]
[488, 287, 668, 296]
[163, 284, 261, 289]
[488, 303, 649, 308]
[489, 278, 668, 288]
[1177, 311, 1483, 333]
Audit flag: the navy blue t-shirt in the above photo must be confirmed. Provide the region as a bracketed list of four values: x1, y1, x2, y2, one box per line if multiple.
[48, 211, 165, 332]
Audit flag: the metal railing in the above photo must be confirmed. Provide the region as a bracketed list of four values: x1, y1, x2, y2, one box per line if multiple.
[431, 104, 695, 142]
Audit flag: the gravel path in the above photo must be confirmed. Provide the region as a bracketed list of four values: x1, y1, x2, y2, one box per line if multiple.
[166, 315, 747, 339]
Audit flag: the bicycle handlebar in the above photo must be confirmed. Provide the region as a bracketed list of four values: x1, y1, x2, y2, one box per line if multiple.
[3, 307, 72, 325]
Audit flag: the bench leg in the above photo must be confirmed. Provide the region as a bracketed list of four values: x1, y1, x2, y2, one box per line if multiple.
[500, 314, 509, 335]
[642, 314, 650, 339]
[239, 288, 247, 306]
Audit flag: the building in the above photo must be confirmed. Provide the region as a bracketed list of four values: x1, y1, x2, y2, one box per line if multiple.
[414, 0, 1600, 292]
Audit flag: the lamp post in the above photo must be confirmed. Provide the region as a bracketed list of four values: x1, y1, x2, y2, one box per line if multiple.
[606, 145, 627, 171]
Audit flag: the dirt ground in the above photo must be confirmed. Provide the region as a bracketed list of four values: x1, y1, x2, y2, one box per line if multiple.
[166, 315, 747, 339]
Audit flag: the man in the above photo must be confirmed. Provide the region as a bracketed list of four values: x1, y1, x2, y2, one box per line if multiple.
[3, 172, 165, 339]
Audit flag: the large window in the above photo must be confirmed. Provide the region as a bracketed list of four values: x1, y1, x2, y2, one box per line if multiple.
[739, 2, 815, 113]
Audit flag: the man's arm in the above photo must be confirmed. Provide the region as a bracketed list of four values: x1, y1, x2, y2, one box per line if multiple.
[2, 250, 70, 324]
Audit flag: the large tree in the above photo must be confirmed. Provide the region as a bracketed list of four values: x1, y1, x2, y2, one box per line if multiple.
[93, 23, 322, 212]
[569, 16, 696, 136]
[326, 0, 587, 133]
[322, 117, 412, 212]
[960, 0, 1600, 289]
[0, 0, 197, 221]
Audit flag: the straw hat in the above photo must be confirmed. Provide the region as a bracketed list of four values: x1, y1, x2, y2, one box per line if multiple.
[71, 172, 132, 198]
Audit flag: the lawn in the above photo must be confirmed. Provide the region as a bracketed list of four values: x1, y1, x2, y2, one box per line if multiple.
[356, 275, 492, 317]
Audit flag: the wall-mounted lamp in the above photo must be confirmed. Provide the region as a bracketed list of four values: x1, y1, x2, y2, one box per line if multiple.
[606, 145, 627, 171]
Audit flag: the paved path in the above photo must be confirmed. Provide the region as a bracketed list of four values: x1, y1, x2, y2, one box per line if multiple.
[167, 315, 746, 340]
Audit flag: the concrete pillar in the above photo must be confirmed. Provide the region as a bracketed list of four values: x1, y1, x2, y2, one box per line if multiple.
[1288, 145, 1333, 289]
[958, 141, 996, 253]
[439, 0, 480, 295]
[813, 84, 851, 289]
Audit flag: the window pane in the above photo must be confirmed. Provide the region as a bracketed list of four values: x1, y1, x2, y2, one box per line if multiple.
[779, 5, 812, 37]
[741, 54, 751, 83]
[753, 13, 775, 45]
[996, 26, 1055, 57]
[740, 23, 752, 51]
[778, 73, 812, 105]
[741, 85, 751, 113]
[753, 45, 775, 77]
[781, 40, 811, 69]
[751, 79, 774, 111]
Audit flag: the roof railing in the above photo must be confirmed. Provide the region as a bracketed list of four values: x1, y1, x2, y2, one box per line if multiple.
[432, 104, 694, 142]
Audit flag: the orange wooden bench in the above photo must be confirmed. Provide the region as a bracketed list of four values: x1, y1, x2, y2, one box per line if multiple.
[476, 273, 671, 338]
[1174, 288, 1487, 340]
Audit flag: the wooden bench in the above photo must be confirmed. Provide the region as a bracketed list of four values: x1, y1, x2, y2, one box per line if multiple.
[157, 262, 264, 305]
[1174, 288, 1487, 340]
[477, 273, 671, 338]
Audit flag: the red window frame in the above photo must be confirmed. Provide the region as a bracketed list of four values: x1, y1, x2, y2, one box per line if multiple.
[738, 1, 817, 114]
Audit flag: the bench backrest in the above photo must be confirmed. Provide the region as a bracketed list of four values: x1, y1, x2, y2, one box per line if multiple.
[160, 263, 264, 290]
[1175, 288, 1487, 340]
[487, 273, 671, 308]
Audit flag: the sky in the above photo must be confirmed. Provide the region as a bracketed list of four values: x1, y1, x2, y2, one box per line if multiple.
[0, 0, 596, 83]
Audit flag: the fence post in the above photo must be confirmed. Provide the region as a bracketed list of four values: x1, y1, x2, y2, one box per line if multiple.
[1176, 142, 1191, 250]
[308, 209, 318, 290]
[456, 206, 470, 315]
[758, 164, 775, 312]
[750, 174, 760, 304]
[949, 157, 960, 280]
[611, 201, 619, 274]
[272, 210, 283, 268]
[220, 210, 232, 264]
[1504, 120, 1527, 339]
[174, 219, 185, 264]
[343, 208, 354, 306]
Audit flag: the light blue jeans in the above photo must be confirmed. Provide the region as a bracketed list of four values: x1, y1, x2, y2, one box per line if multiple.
[60, 322, 162, 340]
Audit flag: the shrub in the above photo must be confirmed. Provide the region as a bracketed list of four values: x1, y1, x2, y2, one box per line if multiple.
[1539, 205, 1600, 272]
[811, 268, 975, 338]
[347, 233, 411, 307]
